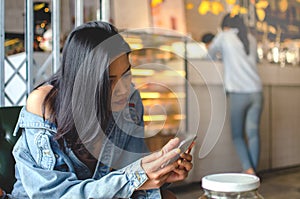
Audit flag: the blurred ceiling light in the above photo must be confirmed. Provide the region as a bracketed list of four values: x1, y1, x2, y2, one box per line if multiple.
[256, 8, 266, 21]
[198, 0, 224, 15]
[211, 1, 224, 15]
[255, 0, 269, 9]
[279, 0, 288, 13]
[198, 0, 211, 15]
[151, 0, 163, 7]
[230, 5, 240, 17]
[131, 69, 155, 76]
[140, 92, 161, 99]
[226, 0, 236, 5]
[239, 7, 248, 14]
[186, 3, 194, 10]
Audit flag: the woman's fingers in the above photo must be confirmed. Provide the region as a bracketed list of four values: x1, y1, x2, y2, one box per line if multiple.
[161, 137, 180, 154]
[142, 149, 163, 164]
[180, 152, 193, 162]
[142, 137, 180, 164]
[143, 148, 181, 172]
[177, 158, 193, 171]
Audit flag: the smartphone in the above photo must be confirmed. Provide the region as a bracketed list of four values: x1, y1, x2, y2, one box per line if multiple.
[161, 134, 197, 168]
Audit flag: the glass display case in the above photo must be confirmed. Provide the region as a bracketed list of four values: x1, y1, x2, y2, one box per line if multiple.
[121, 30, 188, 151]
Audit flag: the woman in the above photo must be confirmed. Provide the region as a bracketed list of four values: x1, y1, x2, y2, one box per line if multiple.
[10, 21, 192, 198]
[208, 14, 263, 175]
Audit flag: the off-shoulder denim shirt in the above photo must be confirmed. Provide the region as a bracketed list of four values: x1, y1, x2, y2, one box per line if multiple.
[10, 89, 162, 199]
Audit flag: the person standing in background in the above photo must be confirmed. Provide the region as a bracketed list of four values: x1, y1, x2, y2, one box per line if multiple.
[201, 32, 215, 48]
[207, 14, 263, 175]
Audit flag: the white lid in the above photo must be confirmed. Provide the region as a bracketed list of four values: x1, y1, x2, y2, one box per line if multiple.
[202, 173, 260, 192]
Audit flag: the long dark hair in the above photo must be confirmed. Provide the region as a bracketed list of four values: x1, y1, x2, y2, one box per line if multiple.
[41, 21, 131, 149]
[221, 14, 250, 55]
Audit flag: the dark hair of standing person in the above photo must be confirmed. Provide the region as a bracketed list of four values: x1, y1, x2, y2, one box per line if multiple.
[36, 21, 131, 151]
[221, 14, 250, 55]
[201, 33, 215, 44]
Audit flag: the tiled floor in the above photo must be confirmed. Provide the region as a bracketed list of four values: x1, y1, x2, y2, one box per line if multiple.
[170, 166, 300, 199]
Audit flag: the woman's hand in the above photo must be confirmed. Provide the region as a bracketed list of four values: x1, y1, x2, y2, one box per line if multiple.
[138, 138, 181, 190]
[165, 152, 193, 183]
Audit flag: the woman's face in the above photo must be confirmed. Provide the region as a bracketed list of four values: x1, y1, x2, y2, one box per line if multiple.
[109, 54, 132, 112]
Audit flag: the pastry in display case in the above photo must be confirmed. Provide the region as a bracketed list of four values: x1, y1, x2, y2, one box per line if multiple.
[121, 31, 188, 152]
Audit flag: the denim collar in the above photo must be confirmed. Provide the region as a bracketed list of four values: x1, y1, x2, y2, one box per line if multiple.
[13, 106, 57, 136]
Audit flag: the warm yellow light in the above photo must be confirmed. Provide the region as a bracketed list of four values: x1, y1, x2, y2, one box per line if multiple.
[144, 115, 167, 122]
[151, 0, 163, 7]
[4, 38, 20, 47]
[131, 69, 155, 76]
[256, 8, 266, 21]
[34, 3, 45, 11]
[124, 37, 142, 44]
[159, 45, 173, 52]
[279, 0, 288, 13]
[36, 36, 43, 42]
[124, 37, 143, 50]
[40, 23, 46, 28]
[211, 1, 224, 15]
[186, 3, 194, 10]
[239, 7, 248, 14]
[173, 114, 186, 120]
[198, 0, 211, 15]
[140, 92, 161, 99]
[256, 0, 269, 9]
[226, 0, 236, 5]
[162, 70, 186, 77]
[167, 92, 186, 98]
[128, 43, 143, 50]
[230, 5, 240, 17]
[44, 8, 50, 13]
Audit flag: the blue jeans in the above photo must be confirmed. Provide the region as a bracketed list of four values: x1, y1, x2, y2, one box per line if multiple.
[229, 92, 263, 171]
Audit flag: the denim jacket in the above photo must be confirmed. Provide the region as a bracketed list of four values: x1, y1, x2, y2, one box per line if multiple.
[10, 88, 162, 199]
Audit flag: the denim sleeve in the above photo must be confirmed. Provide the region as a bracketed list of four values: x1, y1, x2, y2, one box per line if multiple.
[12, 129, 149, 199]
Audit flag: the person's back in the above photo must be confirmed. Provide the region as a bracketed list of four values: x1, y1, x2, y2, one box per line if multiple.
[208, 16, 261, 93]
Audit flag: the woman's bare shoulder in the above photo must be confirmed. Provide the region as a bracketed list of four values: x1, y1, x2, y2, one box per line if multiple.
[26, 85, 53, 117]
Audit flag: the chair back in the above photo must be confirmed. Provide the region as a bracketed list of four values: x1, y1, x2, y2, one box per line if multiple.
[0, 106, 22, 193]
